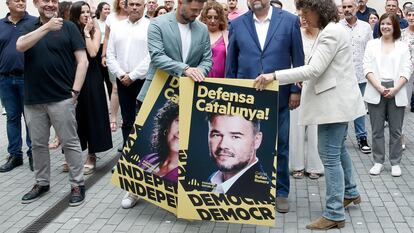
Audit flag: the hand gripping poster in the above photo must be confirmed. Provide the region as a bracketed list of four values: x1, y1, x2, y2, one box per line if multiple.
[111, 70, 179, 214]
[178, 77, 279, 226]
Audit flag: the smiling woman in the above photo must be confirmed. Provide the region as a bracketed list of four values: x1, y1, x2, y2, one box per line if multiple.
[69, 1, 113, 175]
[363, 13, 411, 178]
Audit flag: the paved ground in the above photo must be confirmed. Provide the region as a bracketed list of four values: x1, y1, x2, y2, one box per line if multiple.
[0, 109, 413, 233]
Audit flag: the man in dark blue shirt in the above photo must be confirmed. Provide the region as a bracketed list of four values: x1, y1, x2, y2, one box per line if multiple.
[356, 0, 378, 22]
[0, 0, 36, 173]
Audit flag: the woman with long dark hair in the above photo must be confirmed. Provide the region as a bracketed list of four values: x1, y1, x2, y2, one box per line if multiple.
[121, 101, 179, 209]
[70, 1, 113, 175]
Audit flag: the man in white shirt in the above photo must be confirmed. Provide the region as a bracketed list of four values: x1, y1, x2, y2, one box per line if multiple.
[340, 0, 373, 154]
[106, 0, 150, 147]
[122, 0, 212, 209]
[207, 113, 271, 201]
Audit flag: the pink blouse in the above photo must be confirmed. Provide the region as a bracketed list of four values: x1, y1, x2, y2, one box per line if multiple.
[208, 35, 226, 78]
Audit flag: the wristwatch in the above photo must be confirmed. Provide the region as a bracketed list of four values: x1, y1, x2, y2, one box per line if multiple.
[71, 89, 80, 96]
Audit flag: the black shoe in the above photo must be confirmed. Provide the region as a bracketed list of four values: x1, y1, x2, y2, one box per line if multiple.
[0, 156, 23, 172]
[358, 137, 371, 154]
[22, 184, 50, 204]
[69, 185, 85, 207]
[28, 156, 34, 172]
[117, 146, 123, 153]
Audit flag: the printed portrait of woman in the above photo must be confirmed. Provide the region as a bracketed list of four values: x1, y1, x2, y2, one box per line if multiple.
[138, 100, 179, 184]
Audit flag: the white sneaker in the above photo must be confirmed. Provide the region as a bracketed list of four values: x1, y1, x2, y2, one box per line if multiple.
[369, 163, 383, 175]
[391, 165, 401, 177]
[121, 192, 139, 209]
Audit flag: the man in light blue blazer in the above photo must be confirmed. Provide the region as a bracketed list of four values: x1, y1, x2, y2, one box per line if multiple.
[225, 0, 304, 213]
[137, 0, 212, 102]
[125, 0, 211, 209]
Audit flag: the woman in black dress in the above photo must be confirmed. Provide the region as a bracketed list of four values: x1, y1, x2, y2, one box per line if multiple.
[70, 1, 113, 175]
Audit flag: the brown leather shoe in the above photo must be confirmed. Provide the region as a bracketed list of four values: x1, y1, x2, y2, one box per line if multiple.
[276, 197, 289, 213]
[343, 195, 361, 208]
[306, 217, 345, 230]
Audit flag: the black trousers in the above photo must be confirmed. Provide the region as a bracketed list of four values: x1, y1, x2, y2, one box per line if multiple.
[116, 78, 144, 144]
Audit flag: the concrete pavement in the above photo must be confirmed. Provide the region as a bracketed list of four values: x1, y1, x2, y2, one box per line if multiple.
[0, 110, 413, 233]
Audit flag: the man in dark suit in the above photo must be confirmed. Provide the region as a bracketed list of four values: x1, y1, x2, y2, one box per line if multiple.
[225, 0, 304, 213]
[207, 114, 270, 201]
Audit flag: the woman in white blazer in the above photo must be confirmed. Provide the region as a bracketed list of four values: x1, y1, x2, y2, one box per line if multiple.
[363, 13, 412, 177]
[254, 0, 366, 230]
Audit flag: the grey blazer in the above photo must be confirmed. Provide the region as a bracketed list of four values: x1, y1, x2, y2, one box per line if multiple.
[137, 12, 212, 102]
[276, 22, 366, 125]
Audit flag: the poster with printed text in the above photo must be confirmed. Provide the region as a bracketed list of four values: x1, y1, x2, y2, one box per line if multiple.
[111, 70, 179, 214]
[177, 77, 279, 226]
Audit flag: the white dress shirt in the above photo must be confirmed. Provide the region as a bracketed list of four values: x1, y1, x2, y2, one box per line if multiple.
[339, 19, 373, 84]
[106, 17, 151, 81]
[253, 7, 272, 50]
[210, 158, 258, 194]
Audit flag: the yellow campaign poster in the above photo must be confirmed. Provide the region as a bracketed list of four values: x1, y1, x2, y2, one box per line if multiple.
[111, 70, 179, 214]
[178, 77, 279, 226]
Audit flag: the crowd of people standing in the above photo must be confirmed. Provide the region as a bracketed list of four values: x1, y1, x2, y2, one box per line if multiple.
[0, 0, 413, 230]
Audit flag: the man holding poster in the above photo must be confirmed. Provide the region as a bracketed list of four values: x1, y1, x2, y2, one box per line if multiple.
[136, 0, 212, 103]
[207, 113, 271, 200]
[225, 0, 304, 213]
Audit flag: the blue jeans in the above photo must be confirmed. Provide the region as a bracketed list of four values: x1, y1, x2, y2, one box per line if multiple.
[0, 75, 31, 158]
[354, 83, 367, 140]
[318, 123, 359, 221]
[277, 107, 290, 197]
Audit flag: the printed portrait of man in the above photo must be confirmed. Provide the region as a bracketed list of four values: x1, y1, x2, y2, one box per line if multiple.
[207, 113, 271, 200]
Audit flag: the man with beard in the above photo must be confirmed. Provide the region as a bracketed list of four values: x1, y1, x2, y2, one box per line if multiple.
[340, 0, 372, 154]
[207, 114, 271, 201]
[137, 0, 212, 104]
[225, 0, 304, 213]
[132, 0, 211, 208]
[356, 0, 377, 22]
[16, 0, 88, 206]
